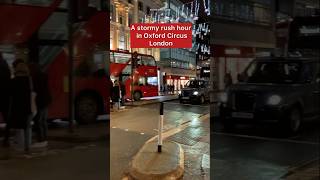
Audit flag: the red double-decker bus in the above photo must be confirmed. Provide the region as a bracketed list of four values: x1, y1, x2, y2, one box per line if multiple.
[0, 0, 109, 123]
[110, 50, 159, 101]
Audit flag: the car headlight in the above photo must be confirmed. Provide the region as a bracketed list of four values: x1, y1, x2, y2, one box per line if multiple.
[178, 90, 181, 95]
[267, 95, 282, 105]
[219, 92, 228, 103]
[193, 91, 199, 95]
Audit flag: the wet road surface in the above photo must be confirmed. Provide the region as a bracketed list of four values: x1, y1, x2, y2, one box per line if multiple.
[211, 118, 320, 180]
[111, 100, 210, 179]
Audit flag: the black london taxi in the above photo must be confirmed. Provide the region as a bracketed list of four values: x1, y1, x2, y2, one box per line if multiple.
[179, 80, 210, 104]
[219, 57, 320, 133]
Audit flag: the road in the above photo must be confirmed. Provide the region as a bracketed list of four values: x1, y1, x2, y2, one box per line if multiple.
[110, 100, 210, 179]
[211, 117, 320, 180]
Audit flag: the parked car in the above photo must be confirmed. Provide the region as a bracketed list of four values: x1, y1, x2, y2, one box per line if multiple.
[219, 57, 320, 133]
[179, 80, 210, 104]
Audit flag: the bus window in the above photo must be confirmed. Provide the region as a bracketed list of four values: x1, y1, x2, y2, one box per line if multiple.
[141, 56, 156, 66]
[138, 77, 146, 86]
[4, 0, 54, 7]
[110, 52, 114, 63]
[114, 53, 131, 64]
[75, 56, 94, 77]
[93, 52, 107, 78]
[147, 77, 157, 86]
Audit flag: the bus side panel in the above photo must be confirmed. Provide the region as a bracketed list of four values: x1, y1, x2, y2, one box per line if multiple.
[47, 52, 69, 120]
[47, 11, 109, 120]
[0, 1, 61, 44]
[74, 77, 110, 115]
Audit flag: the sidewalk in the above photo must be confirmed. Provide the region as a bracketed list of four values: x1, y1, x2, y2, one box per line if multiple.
[0, 122, 108, 160]
[284, 160, 319, 180]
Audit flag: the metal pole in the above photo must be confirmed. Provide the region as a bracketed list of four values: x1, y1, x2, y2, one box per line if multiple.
[168, 0, 172, 75]
[68, 0, 75, 133]
[158, 102, 164, 152]
[131, 53, 134, 105]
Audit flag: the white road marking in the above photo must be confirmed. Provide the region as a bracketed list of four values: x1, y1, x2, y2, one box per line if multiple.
[146, 113, 210, 144]
[213, 132, 319, 145]
[201, 154, 210, 169]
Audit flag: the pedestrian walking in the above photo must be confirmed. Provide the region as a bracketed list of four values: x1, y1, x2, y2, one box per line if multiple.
[29, 63, 51, 148]
[9, 60, 35, 152]
[108, 77, 114, 109]
[224, 72, 233, 90]
[112, 80, 121, 109]
[0, 55, 11, 147]
[120, 81, 126, 106]
[164, 84, 167, 95]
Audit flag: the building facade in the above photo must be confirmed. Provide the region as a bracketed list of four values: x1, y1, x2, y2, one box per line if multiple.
[211, 0, 277, 91]
[158, 0, 198, 92]
[110, 0, 163, 61]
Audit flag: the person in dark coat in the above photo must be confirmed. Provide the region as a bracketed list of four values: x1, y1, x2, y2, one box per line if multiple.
[0, 55, 11, 147]
[109, 77, 114, 109]
[10, 60, 33, 152]
[112, 80, 120, 108]
[224, 72, 233, 90]
[29, 63, 51, 146]
[120, 81, 126, 106]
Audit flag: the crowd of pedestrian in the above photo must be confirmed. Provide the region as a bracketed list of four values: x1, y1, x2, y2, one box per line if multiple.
[0, 55, 51, 153]
[160, 84, 175, 95]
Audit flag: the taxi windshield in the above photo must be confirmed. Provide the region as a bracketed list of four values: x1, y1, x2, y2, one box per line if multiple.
[243, 61, 304, 84]
[186, 80, 204, 88]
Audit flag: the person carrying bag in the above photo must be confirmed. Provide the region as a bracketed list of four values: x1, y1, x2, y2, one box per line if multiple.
[10, 60, 35, 153]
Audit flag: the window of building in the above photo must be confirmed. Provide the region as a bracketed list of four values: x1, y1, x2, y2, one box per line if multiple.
[110, 30, 113, 50]
[215, 0, 271, 25]
[128, 12, 133, 26]
[119, 12, 124, 24]
[110, 4, 114, 21]
[119, 33, 126, 50]
[138, 1, 143, 11]
[146, 6, 151, 15]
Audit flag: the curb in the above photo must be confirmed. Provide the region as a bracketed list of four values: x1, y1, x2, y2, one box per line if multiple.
[283, 159, 320, 179]
[129, 141, 184, 180]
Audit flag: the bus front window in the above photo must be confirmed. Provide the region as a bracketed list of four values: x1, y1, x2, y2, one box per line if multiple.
[147, 77, 157, 86]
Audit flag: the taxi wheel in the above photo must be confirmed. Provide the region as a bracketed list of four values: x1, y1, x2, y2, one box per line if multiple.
[281, 107, 301, 134]
[288, 107, 301, 133]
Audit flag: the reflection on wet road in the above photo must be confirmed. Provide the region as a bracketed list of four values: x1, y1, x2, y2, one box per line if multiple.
[211, 118, 320, 180]
[110, 100, 210, 180]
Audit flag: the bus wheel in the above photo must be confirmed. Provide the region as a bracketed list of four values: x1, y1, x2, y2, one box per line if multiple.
[133, 91, 142, 101]
[75, 95, 98, 124]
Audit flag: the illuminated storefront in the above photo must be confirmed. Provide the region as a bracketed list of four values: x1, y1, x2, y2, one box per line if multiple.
[110, 0, 162, 61]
